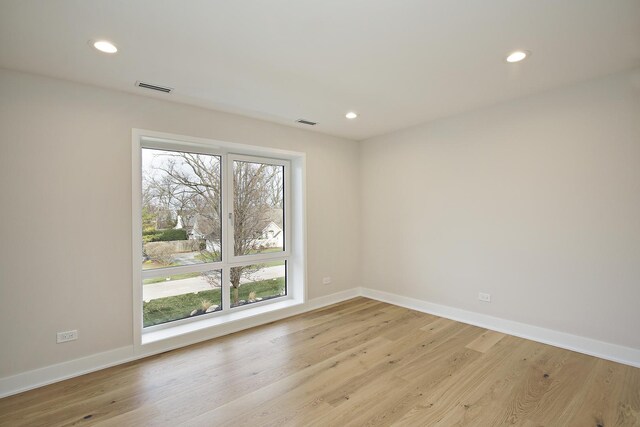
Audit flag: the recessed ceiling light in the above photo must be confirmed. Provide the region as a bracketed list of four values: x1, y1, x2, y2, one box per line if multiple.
[92, 40, 118, 54]
[345, 112, 358, 119]
[506, 50, 529, 63]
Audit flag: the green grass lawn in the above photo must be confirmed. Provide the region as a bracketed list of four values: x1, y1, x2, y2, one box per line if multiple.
[142, 271, 201, 285]
[260, 259, 285, 267]
[142, 260, 171, 270]
[244, 247, 285, 267]
[143, 277, 285, 327]
[252, 247, 283, 254]
[194, 251, 221, 263]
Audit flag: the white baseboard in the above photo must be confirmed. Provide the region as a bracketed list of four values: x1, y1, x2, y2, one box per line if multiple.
[305, 287, 362, 310]
[0, 288, 361, 399]
[360, 287, 640, 368]
[0, 346, 137, 399]
[3, 286, 638, 399]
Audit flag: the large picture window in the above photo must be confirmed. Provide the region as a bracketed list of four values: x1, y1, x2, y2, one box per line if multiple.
[137, 139, 292, 331]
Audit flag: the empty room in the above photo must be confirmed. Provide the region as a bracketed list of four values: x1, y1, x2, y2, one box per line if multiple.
[1, 1, 639, 426]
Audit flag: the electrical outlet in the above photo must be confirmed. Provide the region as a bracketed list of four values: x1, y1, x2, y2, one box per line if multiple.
[57, 330, 78, 343]
[322, 276, 332, 285]
[478, 292, 491, 302]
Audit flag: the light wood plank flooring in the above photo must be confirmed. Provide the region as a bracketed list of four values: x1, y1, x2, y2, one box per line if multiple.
[1, 297, 639, 426]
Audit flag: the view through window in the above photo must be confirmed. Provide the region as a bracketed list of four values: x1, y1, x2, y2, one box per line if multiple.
[141, 147, 288, 328]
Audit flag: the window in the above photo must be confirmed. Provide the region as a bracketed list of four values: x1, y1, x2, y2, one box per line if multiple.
[134, 132, 301, 336]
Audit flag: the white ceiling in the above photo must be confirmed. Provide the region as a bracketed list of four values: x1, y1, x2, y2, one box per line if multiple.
[1, 0, 639, 140]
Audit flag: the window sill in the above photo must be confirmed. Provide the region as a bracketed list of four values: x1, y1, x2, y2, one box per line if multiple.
[140, 296, 304, 346]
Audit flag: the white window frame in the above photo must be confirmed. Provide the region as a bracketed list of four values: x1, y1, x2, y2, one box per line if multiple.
[132, 129, 306, 351]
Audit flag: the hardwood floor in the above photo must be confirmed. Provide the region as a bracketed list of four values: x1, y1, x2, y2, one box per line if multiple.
[1, 297, 639, 426]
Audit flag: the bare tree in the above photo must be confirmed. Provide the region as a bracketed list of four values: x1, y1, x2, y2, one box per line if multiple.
[232, 161, 282, 255]
[145, 173, 196, 228]
[152, 152, 223, 260]
[267, 169, 284, 209]
[143, 152, 283, 305]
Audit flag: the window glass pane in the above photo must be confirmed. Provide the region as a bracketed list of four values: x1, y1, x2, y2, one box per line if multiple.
[143, 270, 222, 327]
[230, 261, 286, 308]
[233, 160, 284, 256]
[142, 148, 222, 270]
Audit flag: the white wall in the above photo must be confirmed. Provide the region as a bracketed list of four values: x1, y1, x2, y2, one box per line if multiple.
[2, 65, 639, 386]
[0, 69, 360, 378]
[361, 70, 640, 350]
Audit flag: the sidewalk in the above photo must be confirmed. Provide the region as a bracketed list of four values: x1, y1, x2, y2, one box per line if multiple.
[143, 265, 284, 301]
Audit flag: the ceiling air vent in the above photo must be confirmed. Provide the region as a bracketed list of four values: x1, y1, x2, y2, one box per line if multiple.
[135, 81, 173, 93]
[296, 119, 317, 126]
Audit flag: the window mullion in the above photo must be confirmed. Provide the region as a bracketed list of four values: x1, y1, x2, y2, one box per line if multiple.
[226, 154, 236, 265]
[221, 154, 232, 309]
[221, 267, 230, 310]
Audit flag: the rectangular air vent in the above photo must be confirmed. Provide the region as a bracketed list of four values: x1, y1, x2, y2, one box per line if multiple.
[296, 119, 317, 126]
[135, 81, 173, 93]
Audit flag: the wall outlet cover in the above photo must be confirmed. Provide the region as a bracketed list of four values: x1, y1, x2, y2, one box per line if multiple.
[57, 330, 78, 343]
[478, 292, 491, 302]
